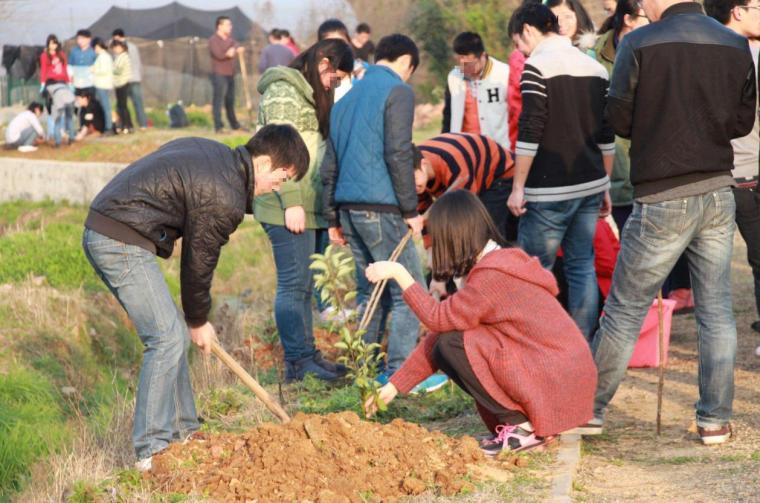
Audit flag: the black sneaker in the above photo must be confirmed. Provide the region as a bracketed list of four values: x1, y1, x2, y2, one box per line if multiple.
[312, 351, 347, 376]
[285, 355, 340, 383]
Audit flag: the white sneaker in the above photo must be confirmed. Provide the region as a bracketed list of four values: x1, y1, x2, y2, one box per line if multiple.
[134, 456, 152, 472]
[566, 417, 604, 435]
[17, 145, 37, 153]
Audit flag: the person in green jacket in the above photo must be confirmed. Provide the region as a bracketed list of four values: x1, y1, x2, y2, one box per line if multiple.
[592, 0, 648, 232]
[256, 38, 354, 382]
[91, 38, 114, 135]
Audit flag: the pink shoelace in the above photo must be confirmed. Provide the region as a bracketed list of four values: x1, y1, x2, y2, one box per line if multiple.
[482, 424, 519, 446]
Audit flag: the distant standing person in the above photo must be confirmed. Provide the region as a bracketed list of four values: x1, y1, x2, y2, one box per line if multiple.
[40, 34, 69, 87]
[69, 29, 96, 96]
[112, 29, 148, 130]
[281, 29, 301, 57]
[258, 29, 295, 74]
[111, 39, 133, 134]
[91, 38, 114, 135]
[209, 15, 244, 133]
[40, 34, 72, 145]
[351, 23, 375, 63]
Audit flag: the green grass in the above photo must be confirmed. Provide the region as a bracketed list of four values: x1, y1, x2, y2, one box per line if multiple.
[145, 107, 170, 129]
[659, 455, 700, 465]
[0, 367, 69, 498]
[295, 376, 475, 428]
[0, 221, 101, 290]
[412, 121, 442, 144]
[0, 202, 99, 290]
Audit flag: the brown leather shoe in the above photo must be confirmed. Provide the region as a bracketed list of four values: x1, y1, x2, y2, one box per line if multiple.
[698, 423, 732, 445]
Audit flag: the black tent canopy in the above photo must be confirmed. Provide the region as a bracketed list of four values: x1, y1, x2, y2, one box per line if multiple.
[88, 2, 259, 41]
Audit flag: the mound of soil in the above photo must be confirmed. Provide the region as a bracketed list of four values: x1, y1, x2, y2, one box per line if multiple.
[147, 411, 483, 502]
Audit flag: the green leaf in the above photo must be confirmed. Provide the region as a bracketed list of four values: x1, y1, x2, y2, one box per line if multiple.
[377, 396, 388, 412]
[334, 342, 349, 350]
[343, 291, 357, 303]
[309, 262, 328, 271]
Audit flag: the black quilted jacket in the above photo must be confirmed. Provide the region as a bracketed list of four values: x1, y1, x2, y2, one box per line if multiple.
[87, 137, 254, 327]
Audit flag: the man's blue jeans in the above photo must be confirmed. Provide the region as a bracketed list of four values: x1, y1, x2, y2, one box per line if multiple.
[82, 229, 199, 459]
[340, 210, 423, 374]
[518, 193, 603, 340]
[53, 105, 76, 146]
[95, 87, 113, 131]
[262, 224, 318, 362]
[592, 189, 737, 428]
[129, 81, 148, 128]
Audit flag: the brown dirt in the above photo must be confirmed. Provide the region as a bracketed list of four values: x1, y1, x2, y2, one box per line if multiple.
[574, 235, 760, 502]
[146, 411, 484, 502]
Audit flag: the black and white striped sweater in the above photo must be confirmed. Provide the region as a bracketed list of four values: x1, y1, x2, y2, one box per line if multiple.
[515, 36, 615, 202]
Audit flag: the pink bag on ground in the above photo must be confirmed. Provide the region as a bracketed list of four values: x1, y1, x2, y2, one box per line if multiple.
[628, 299, 677, 368]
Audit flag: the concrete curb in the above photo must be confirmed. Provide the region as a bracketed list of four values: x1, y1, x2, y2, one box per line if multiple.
[550, 433, 582, 503]
[0, 156, 126, 204]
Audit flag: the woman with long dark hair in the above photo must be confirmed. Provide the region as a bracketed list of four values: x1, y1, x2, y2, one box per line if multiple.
[363, 190, 597, 455]
[40, 34, 69, 86]
[546, 0, 597, 50]
[255, 38, 354, 382]
[40, 34, 76, 146]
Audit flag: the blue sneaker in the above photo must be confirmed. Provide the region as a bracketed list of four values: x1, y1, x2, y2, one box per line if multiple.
[410, 374, 449, 395]
[375, 370, 393, 386]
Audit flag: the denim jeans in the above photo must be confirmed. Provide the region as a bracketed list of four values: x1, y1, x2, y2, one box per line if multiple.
[313, 228, 330, 313]
[129, 81, 148, 128]
[53, 105, 76, 146]
[95, 87, 113, 131]
[82, 229, 199, 459]
[340, 210, 424, 374]
[518, 192, 603, 340]
[210, 74, 240, 130]
[262, 224, 317, 362]
[592, 189, 737, 427]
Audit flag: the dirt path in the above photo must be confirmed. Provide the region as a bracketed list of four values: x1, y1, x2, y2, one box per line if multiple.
[574, 235, 760, 503]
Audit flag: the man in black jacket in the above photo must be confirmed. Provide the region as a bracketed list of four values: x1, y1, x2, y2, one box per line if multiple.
[583, 0, 756, 445]
[83, 125, 308, 469]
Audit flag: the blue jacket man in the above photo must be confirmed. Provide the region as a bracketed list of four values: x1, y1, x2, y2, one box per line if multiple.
[69, 29, 96, 92]
[321, 34, 431, 383]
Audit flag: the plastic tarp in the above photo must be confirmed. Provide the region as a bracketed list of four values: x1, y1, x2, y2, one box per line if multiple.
[88, 2, 260, 41]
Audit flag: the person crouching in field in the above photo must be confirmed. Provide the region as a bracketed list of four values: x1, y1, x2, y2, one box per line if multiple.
[364, 190, 597, 455]
[82, 125, 309, 470]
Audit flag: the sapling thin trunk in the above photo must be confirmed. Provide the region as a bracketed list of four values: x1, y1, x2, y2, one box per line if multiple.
[310, 245, 387, 416]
